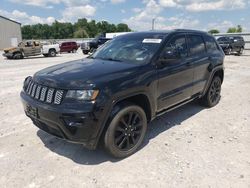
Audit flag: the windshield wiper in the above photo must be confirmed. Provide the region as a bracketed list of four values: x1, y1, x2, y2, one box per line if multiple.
[98, 57, 123, 62]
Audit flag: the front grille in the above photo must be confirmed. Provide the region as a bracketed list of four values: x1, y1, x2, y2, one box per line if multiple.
[25, 79, 64, 105]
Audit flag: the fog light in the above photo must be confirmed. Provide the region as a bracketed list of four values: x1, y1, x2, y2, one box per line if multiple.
[64, 116, 86, 127]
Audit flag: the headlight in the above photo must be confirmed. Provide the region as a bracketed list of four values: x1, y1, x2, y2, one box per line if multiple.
[65, 90, 99, 101]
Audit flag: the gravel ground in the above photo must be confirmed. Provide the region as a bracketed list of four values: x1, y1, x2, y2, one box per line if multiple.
[0, 50, 249, 188]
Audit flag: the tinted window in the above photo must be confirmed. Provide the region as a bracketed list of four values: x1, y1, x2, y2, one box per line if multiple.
[92, 34, 165, 64]
[204, 36, 218, 53]
[187, 35, 206, 55]
[163, 35, 188, 59]
[217, 37, 227, 41]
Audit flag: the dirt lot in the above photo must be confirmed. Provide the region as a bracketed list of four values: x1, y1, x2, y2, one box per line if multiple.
[0, 50, 249, 188]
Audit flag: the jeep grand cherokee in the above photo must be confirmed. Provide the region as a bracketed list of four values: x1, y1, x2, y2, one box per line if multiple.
[21, 30, 224, 158]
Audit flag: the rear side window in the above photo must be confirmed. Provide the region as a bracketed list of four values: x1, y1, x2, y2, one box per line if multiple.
[187, 35, 206, 56]
[204, 36, 218, 53]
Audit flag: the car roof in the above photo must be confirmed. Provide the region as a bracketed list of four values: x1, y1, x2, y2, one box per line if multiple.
[121, 29, 209, 37]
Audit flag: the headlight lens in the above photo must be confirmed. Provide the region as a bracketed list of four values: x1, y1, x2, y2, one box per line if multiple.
[66, 90, 99, 100]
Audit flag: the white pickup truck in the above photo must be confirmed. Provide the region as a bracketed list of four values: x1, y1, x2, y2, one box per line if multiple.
[3, 40, 60, 59]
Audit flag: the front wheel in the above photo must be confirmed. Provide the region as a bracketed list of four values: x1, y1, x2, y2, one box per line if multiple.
[104, 104, 147, 158]
[13, 52, 23, 59]
[200, 76, 222, 107]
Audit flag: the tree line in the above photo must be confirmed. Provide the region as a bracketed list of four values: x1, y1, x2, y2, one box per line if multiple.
[208, 25, 243, 34]
[21, 18, 131, 39]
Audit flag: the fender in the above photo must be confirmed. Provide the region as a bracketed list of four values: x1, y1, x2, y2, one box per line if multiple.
[92, 89, 155, 149]
[202, 65, 224, 96]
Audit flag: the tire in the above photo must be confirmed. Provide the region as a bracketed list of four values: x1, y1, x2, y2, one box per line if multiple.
[13, 52, 23, 59]
[225, 47, 232, 55]
[49, 49, 56, 57]
[82, 50, 89, 55]
[72, 49, 77, 53]
[104, 104, 147, 158]
[200, 76, 222, 107]
[237, 47, 243, 56]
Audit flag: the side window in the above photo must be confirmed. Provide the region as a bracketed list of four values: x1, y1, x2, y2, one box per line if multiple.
[163, 35, 188, 59]
[34, 41, 40, 46]
[25, 41, 32, 47]
[204, 36, 218, 53]
[187, 35, 206, 56]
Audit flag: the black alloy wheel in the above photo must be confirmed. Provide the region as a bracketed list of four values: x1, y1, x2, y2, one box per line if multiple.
[114, 111, 143, 150]
[104, 104, 147, 158]
[201, 76, 222, 107]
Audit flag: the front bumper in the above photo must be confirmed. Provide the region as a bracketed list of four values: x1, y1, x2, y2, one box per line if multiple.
[20, 91, 107, 149]
[2, 52, 13, 58]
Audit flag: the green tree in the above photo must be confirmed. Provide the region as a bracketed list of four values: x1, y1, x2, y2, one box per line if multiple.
[116, 23, 131, 32]
[73, 28, 89, 38]
[208, 29, 220, 34]
[21, 18, 132, 39]
[227, 25, 243, 33]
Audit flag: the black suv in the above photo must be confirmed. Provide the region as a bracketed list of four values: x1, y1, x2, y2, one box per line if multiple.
[217, 36, 245, 55]
[21, 30, 224, 158]
[81, 37, 111, 54]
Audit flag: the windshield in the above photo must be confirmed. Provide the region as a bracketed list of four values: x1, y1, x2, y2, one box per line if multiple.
[91, 33, 165, 64]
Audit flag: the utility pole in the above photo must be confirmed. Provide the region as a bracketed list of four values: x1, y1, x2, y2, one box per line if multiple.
[152, 18, 155, 30]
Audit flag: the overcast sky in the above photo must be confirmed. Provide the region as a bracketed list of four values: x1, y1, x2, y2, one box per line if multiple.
[1, 0, 250, 32]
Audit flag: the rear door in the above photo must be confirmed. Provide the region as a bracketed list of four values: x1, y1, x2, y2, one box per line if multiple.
[157, 34, 194, 111]
[186, 34, 210, 95]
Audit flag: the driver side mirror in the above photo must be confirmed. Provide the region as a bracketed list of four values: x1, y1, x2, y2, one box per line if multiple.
[159, 48, 180, 62]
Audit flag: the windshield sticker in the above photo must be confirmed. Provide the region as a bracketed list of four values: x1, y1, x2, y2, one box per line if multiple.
[136, 57, 144, 61]
[142, 39, 162, 43]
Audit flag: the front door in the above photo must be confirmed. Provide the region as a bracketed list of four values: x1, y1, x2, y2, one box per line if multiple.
[157, 34, 194, 111]
[22, 41, 33, 56]
[33, 41, 42, 55]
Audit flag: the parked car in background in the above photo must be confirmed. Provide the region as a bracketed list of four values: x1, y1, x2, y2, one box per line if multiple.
[60, 41, 79, 53]
[217, 36, 245, 55]
[3, 40, 60, 59]
[81, 36, 111, 54]
[21, 30, 224, 158]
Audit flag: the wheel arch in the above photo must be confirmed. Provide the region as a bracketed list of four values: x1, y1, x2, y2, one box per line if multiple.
[96, 93, 153, 148]
[202, 66, 224, 96]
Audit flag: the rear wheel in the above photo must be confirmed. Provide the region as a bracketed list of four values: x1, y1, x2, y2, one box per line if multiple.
[104, 104, 147, 158]
[82, 50, 89, 55]
[226, 47, 232, 55]
[237, 47, 243, 56]
[49, 49, 56, 57]
[200, 76, 222, 107]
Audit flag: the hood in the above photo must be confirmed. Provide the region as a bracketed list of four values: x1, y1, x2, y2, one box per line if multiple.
[3, 47, 17, 52]
[33, 58, 140, 89]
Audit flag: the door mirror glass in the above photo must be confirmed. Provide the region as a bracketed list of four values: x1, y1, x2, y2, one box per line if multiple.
[161, 48, 181, 60]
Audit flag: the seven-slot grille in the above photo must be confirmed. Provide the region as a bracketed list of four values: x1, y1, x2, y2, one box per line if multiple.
[25, 79, 64, 105]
